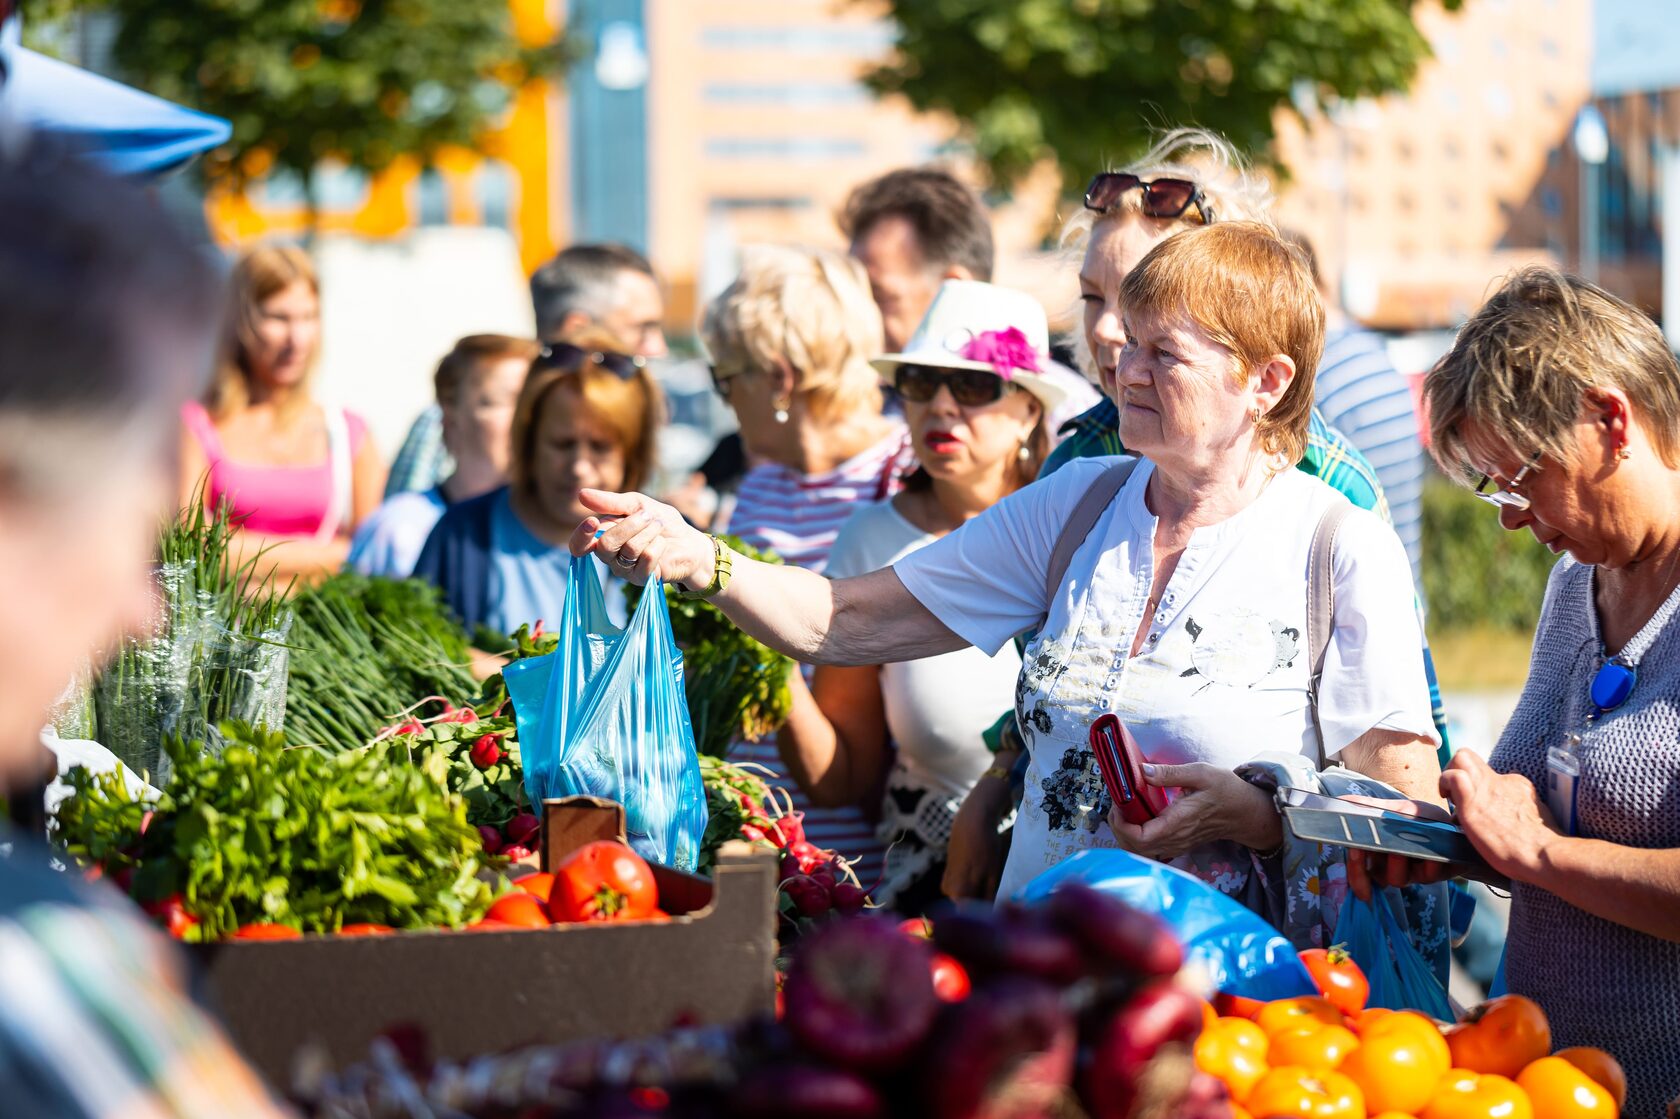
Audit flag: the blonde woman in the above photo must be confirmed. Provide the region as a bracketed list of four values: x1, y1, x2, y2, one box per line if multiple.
[704, 244, 914, 886]
[178, 246, 385, 581]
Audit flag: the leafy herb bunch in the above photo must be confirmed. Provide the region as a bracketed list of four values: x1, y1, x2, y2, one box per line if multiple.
[56, 724, 494, 939]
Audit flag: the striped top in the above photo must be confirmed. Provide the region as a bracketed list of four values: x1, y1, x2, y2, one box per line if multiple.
[719, 426, 915, 888]
[1314, 326, 1426, 587]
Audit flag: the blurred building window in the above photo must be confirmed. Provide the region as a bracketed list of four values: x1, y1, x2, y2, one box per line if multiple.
[1492, 140, 1510, 162]
[1398, 239, 1417, 258]
[1542, 186, 1563, 217]
[1544, 89, 1560, 109]
[703, 81, 871, 107]
[474, 160, 514, 230]
[1489, 36, 1509, 60]
[1540, 37, 1560, 58]
[1444, 138, 1462, 160]
[1445, 192, 1462, 211]
[259, 169, 309, 209]
[1396, 139, 1415, 161]
[417, 167, 449, 226]
[1397, 190, 1416, 212]
[313, 164, 370, 212]
[706, 137, 868, 159]
[701, 23, 896, 55]
[1483, 83, 1514, 118]
[709, 196, 815, 211]
[1439, 88, 1462, 113]
[1350, 191, 1368, 212]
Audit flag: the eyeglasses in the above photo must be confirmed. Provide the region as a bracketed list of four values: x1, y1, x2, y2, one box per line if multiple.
[535, 343, 645, 381]
[708, 364, 746, 399]
[1472, 453, 1541, 511]
[893, 364, 1015, 407]
[1083, 172, 1216, 224]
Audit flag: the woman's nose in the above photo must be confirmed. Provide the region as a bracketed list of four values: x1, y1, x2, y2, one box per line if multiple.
[1092, 305, 1126, 348]
[1499, 502, 1531, 533]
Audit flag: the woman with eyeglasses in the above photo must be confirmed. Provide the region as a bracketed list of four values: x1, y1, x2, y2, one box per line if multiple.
[943, 128, 1452, 907]
[1356, 268, 1680, 1116]
[569, 221, 1442, 956]
[774, 281, 1062, 912]
[413, 333, 661, 641]
[701, 244, 915, 888]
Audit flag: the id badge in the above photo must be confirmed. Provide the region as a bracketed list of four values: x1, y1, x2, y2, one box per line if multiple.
[1544, 742, 1581, 837]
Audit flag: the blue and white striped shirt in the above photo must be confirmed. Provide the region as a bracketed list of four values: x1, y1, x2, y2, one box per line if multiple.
[1314, 326, 1426, 588]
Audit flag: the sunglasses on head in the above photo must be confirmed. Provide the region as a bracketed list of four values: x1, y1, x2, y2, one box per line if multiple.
[893, 363, 1015, 407]
[1083, 172, 1215, 224]
[535, 342, 645, 381]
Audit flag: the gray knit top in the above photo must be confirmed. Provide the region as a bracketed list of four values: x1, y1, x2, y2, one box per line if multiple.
[1493, 556, 1680, 1118]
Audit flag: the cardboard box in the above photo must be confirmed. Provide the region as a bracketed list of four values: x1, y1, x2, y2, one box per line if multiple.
[193, 797, 777, 1086]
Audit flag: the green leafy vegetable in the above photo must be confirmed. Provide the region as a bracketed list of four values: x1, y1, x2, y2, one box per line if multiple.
[56, 723, 494, 938]
[286, 574, 481, 750]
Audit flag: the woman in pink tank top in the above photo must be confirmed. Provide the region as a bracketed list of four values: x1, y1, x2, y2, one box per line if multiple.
[178, 246, 385, 581]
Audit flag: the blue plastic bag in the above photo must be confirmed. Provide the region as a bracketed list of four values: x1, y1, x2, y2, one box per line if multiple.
[503, 555, 708, 871]
[1019, 849, 1317, 1002]
[1336, 890, 1454, 1019]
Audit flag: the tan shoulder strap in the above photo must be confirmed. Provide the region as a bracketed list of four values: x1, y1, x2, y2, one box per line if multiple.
[1045, 458, 1139, 606]
[1307, 500, 1354, 767]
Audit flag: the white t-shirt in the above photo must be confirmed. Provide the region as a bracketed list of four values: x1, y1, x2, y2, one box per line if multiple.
[827, 499, 1022, 798]
[894, 456, 1435, 900]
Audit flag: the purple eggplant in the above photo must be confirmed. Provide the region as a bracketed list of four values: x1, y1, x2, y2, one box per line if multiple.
[918, 976, 1077, 1119]
[782, 917, 939, 1074]
[930, 905, 1086, 987]
[729, 1064, 886, 1119]
[1042, 882, 1183, 979]
[1078, 980, 1205, 1119]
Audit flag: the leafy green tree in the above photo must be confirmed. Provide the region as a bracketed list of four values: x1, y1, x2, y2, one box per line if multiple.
[21, 0, 565, 196]
[864, 0, 1460, 188]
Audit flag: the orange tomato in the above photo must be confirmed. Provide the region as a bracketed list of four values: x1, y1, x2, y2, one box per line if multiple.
[1422, 1071, 1534, 1119]
[1361, 1009, 1453, 1075]
[1257, 996, 1346, 1038]
[1552, 1048, 1627, 1112]
[1195, 1021, 1271, 1104]
[1200, 998, 1220, 1033]
[513, 871, 555, 902]
[1246, 1065, 1366, 1119]
[1446, 996, 1552, 1079]
[1339, 1023, 1449, 1115]
[1217, 992, 1269, 1020]
[1371, 1114, 1416, 1119]
[486, 892, 551, 929]
[1271, 1023, 1360, 1070]
[1231, 1107, 1255, 1119]
[1516, 1057, 1618, 1119]
[231, 922, 302, 940]
[1300, 945, 1371, 1017]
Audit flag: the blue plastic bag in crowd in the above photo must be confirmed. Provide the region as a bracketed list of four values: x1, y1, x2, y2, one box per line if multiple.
[1019, 849, 1317, 1002]
[1336, 890, 1454, 1020]
[503, 555, 708, 872]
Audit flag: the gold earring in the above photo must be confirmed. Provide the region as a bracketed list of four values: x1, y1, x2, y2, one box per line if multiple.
[1618, 446, 1632, 461]
[1251, 405, 1263, 424]
[774, 398, 791, 424]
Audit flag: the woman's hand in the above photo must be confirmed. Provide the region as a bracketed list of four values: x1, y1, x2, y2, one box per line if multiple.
[1107, 763, 1282, 863]
[569, 488, 716, 588]
[1441, 750, 1561, 882]
[943, 770, 1014, 901]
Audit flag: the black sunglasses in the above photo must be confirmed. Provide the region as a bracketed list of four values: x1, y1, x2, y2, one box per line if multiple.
[535, 343, 645, 381]
[894, 363, 1015, 407]
[1083, 172, 1215, 224]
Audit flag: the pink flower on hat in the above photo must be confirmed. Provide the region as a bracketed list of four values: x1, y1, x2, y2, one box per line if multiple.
[959, 327, 1042, 378]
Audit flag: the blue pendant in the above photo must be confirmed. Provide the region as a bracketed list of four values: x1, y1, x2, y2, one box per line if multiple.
[1590, 660, 1637, 714]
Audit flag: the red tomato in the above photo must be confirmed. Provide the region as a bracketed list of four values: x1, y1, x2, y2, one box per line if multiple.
[232, 923, 302, 940]
[514, 872, 556, 903]
[486, 892, 551, 928]
[336, 923, 394, 936]
[142, 894, 199, 939]
[1216, 993, 1269, 1021]
[548, 840, 658, 922]
[1445, 995, 1551, 1079]
[929, 951, 971, 1002]
[899, 916, 934, 939]
[1299, 946, 1370, 1017]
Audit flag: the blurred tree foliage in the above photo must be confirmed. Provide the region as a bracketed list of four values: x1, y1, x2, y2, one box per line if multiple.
[864, 0, 1461, 189]
[20, 0, 567, 198]
[1421, 473, 1558, 632]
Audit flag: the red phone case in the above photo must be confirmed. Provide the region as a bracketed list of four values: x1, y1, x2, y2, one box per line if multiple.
[1090, 714, 1171, 826]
